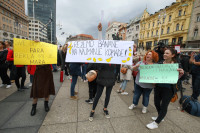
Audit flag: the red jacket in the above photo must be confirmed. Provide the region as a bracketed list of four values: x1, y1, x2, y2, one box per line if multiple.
[27, 65, 36, 75]
[7, 49, 24, 67]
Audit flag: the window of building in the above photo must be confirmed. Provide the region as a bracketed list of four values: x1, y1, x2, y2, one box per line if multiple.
[157, 20, 159, 26]
[167, 27, 170, 34]
[154, 41, 158, 46]
[148, 23, 150, 28]
[151, 31, 153, 37]
[197, 15, 200, 22]
[181, 25, 184, 30]
[172, 38, 176, 44]
[178, 10, 182, 17]
[161, 29, 164, 35]
[147, 32, 149, 38]
[163, 17, 165, 23]
[136, 26, 139, 31]
[194, 29, 198, 37]
[178, 37, 183, 44]
[176, 24, 179, 31]
[153, 22, 155, 27]
[156, 30, 158, 35]
[135, 34, 138, 37]
[169, 15, 172, 22]
[184, 10, 186, 15]
[3, 24, 6, 30]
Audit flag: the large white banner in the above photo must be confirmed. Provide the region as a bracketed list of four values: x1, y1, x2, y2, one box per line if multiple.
[65, 40, 134, 65]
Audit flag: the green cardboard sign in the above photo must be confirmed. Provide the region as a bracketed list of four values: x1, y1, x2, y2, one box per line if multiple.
[139, 64, 179, 84]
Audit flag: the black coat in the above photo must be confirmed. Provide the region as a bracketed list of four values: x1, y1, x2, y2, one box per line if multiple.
[96, 64, 116, 87]
[69, 63, 82, 76]
[180, 55, 190, 72]
[86, 63, 98, 73]
[0, 50, 8, 67]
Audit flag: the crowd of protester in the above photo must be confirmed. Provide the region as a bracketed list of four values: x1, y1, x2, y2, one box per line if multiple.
[0, 23, 200, 130]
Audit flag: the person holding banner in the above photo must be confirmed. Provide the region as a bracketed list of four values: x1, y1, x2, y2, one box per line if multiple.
[129, 50, 159, 113]
[30, 64, 55, 116]
[146, 48, 184, 129]
[89, 63, 116, 121]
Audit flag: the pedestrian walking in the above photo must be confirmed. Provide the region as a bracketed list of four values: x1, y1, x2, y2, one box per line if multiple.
[7, 48, 27, 91]
[117, 65, 133, 95]
[0, 41, 11, 88]
[129, 50, 159, 113]
[5, 41, 15, 82]
[146, 48, 184, 129]
[30, 65, 55, 116]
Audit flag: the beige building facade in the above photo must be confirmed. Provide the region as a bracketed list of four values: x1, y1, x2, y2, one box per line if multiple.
[139, 0, 194, 50]
[186, 0, 200, 48]
[0, 0, 29, 42]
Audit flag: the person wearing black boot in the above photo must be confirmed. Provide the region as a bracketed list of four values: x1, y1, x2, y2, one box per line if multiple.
[30, 65, 55, 116]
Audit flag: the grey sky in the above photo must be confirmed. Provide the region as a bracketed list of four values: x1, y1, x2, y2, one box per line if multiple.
[56, 0, 176, 45]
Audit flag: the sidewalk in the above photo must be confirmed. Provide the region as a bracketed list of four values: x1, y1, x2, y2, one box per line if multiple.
[0, 71, 63, 133]
[39, 78, 200, 133]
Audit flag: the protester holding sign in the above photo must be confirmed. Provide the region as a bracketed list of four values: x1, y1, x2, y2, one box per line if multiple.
[146, 48, 184, 129]
[89, 63, 116, 121]
[117, 65, 133, 95]
[129, 50, 158, 113]
[0, 41, 11, 89]
[30, 65, 55, 116]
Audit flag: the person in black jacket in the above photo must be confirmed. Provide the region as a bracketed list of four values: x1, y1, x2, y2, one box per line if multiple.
[89, 63, 116, 121]
[85, 63, 98, 104]
[155, 42, 167, 62]
[0, 41, 11, 88]
[69, 63, 81, 100]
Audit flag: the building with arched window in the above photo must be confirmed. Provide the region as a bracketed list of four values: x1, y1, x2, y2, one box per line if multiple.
[139, 0, 194, 50]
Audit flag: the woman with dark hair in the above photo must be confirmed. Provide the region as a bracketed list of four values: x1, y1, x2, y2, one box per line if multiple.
[146, 48, 184, 129]
[0, 41, 11, 88]
[129, 50, 159, 113]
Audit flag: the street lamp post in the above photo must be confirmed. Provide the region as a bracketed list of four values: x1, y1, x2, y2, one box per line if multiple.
[158, 10, 166, 42]
[51, 10, 53, 44]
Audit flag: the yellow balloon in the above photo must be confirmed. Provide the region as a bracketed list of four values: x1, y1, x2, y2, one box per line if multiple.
[129, 48, 132, 52]
[129, 53, 132, 57]
[87, 58, 92, 60]
[127, 57, 130, 61]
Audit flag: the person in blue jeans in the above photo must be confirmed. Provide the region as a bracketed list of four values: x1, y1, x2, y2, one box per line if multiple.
[129, 50, 159, 113]
[190, 51, 200, 100]
[117, 65, 133, 95]
[81, 63, 88, 82]
[69, 63, 82, 100]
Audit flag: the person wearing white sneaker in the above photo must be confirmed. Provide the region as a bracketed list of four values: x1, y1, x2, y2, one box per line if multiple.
[146, 121, 158, 129]
[153, 48, 185, 126]
[6, 85, 12, 88]
[130, 51, 159, 113]
[118, 65, 133, 95]
[0, 41, 11, 89]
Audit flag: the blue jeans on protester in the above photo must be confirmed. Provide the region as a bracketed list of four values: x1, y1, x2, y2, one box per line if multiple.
[52, 64, 57, 71]
[133, 84, 152, 107]
[81, 64, 88, 80]
[120, 80, 128, 90]
[30, 75, 34, 83]
[70, 75, 78, 96]
[191, 75, 200, 100]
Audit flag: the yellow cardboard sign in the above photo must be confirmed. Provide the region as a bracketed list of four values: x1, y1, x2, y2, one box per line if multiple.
[14, 38, 57, 65]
